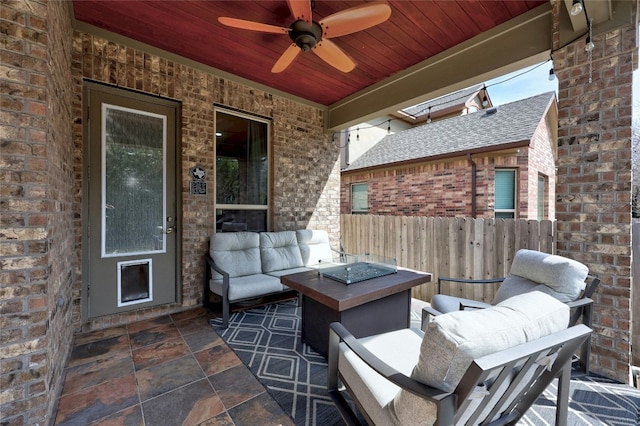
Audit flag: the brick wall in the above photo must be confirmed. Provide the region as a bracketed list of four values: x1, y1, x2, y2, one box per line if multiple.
[341, 142, 555, 220]
[341, 106, 557, 219]
[553, 1, 636, 382]
[1, 0, 76, 424]
[72, 33, 339, 331]
[527, 112, 557, 219]
[2, 6, 339, 424]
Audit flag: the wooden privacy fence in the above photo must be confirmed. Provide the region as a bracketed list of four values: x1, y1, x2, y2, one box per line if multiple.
[340, 215, 556, 304]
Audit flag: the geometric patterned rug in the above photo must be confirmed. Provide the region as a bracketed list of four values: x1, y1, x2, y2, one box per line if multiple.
[211, 299, 640, 426]
[210, 299, 343, 425]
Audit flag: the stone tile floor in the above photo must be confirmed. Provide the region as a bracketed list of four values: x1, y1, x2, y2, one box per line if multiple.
[53, 306, 294, 425]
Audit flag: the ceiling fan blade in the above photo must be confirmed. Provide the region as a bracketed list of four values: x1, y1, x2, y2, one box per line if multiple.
[218, 17, 289, 34]
[287, 0, 312, 24]
[313, 39, 356, 73]
[320, 2, 392, 38]
[271, 44, 300, 73]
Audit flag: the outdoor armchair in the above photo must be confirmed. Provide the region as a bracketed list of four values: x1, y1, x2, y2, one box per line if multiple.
[328, 291, 592, 426]
[422, 249, 600, 374]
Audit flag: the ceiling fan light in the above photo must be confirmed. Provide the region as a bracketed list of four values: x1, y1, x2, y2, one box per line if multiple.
[570, 0, 583, 16]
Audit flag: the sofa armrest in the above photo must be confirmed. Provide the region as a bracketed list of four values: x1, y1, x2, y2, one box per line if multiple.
[459, 300, 491, 311]
[328, 322, 450, 401]
[437, 276, 505, 294]
[421, 305, 443, 329]
[205, 253, 230, 297]
[566, 297, 593, 327]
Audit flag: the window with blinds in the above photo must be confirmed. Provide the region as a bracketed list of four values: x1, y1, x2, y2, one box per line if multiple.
[495, 169, 516, 218]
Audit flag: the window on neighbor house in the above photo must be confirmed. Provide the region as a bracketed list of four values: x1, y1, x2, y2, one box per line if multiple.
[215, 109, 269, 232]
[351, 183, 368, 214]
[537, 174, 547, 220]
[495, 169, 516, 218]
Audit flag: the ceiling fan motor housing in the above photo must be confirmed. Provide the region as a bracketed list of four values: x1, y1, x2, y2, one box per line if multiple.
[289, 20, 322, 51]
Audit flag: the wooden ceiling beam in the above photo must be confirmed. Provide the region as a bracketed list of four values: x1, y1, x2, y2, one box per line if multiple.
[326, 4, 553, 131]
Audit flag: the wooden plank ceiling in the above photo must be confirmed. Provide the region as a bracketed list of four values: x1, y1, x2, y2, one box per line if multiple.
[71, 0, 546, 107]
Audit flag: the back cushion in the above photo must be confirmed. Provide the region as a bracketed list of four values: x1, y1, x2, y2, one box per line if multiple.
[260, 231, 304, 273]
[412, 291, 569, 393]
[296, 229, 334, 266]
[492, 249, 589, 304]
[210, 232, 262, 278]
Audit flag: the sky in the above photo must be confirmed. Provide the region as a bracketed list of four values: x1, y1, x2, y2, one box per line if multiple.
[483, 61, 558, 106]
[485, 61, 639, 123]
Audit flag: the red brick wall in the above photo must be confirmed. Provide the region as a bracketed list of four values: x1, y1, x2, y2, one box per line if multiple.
[341, 123, 557, 220]
[527, 111, 557, 219]
[341, 101, 558, 219]
[553, 1, 636, 382]
[1, 0, 76, 424]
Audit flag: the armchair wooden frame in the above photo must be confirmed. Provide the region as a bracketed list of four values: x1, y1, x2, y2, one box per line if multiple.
[328, 322, 592, 426]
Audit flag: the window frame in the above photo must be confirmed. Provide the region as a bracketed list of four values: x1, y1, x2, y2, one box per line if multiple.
[214, 108, 271, 232]
[351, 182, 368, 214]
[494, 169, 517, 219]
[537, 174, 547, 220]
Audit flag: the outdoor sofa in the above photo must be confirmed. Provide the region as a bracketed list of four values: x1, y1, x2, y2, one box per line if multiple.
[205, 229, 341, 327]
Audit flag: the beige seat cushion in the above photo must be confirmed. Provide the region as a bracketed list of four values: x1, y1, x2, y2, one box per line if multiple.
[338, 328, 429, 425]
[209, 274, 282, 301]
[492, 249, 588, 304]
[388, 292, 569, 425]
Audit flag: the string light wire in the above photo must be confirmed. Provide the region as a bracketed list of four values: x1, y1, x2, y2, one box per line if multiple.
[332, 60, 551, 142]
[332, 23, 592, 144]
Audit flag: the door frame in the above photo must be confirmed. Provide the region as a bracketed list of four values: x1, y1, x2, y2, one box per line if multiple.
[81, 80, 182, 321]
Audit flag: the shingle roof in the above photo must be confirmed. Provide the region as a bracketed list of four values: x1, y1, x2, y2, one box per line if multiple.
[400, 84, 485, 118]
[343, 92, 555, 172]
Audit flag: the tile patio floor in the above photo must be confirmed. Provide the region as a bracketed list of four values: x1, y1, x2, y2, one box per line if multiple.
[53, 306, 294, 426]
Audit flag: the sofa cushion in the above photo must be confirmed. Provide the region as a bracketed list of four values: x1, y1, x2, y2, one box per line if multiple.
[266, 267, 311, 278]
[210, 232, 262, 278]
[296, 229, 334, 266]
[260, 231, 304, 273]
[492, 249, 588, 304]
[338, 328, 429, 426]
[209, 274, 282, 301]
[412, 291, 569, 393]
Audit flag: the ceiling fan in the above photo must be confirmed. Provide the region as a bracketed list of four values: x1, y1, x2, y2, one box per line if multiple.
[218, 1, 392, 73]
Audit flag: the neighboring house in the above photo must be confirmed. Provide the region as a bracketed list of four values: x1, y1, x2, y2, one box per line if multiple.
[341, 92, 558, 220]
[342, 85, 492, 169]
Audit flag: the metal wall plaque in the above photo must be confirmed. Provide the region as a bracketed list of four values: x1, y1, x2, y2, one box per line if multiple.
[190, 166, 207, 195]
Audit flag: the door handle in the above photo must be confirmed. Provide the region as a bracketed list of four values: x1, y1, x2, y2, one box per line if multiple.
[165, 226, 176, 234]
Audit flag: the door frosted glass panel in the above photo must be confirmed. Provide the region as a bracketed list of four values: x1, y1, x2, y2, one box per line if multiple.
[103, 105, 166, 256]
